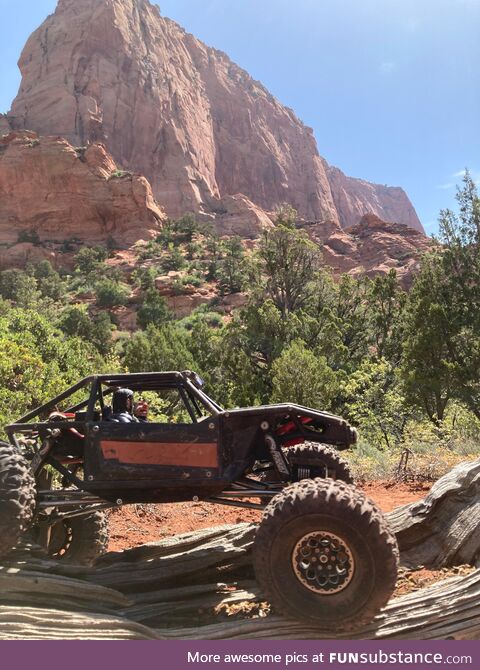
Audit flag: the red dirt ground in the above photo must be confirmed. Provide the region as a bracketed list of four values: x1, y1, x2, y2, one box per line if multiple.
[107, 480, 475, 600]
[108, 480, 430, 552]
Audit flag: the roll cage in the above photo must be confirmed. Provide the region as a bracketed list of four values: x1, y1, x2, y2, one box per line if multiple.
[6, 371, 221, 444]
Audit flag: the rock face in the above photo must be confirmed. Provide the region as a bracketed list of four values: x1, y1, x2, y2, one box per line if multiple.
[302, 214, 433, 286]
[0, 115, 11, 134]
[0, 131, 164, 247]
[326, 165, 423, 233]
[7, 0, 423, 234]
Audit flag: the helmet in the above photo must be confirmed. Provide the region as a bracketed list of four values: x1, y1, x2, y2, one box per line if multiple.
[111, 388, 134, 414]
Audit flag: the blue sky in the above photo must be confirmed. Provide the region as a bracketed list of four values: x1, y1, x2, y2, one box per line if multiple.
[1, 0, 479, 235]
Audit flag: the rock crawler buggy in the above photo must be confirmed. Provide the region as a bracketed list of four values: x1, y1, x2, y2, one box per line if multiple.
[0, 370, 398, 631]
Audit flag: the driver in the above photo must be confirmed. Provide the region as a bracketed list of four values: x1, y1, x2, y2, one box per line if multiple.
[109, 388, 138, 423]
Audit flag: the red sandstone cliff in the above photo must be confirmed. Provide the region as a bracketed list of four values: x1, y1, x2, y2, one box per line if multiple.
[326, 165, 422, 232]
[7, 0, 423, 234]
[0, 131, 164, 249]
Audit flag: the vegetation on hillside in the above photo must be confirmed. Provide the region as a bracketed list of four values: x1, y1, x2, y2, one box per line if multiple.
[1, 175, 480, 479]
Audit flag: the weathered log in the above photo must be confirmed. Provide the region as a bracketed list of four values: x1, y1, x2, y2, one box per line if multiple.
[388, 458, 480, 568]
[1, 568, 480, 639]
[2, 460, 480, 639]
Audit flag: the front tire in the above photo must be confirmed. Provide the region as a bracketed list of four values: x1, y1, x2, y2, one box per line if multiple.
[253, 478, 398, 631]
[0, 441, 36, 558]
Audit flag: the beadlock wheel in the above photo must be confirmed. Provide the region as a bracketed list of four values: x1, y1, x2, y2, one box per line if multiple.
[253, 478, 399, 631]
[292, 530, 355, 594]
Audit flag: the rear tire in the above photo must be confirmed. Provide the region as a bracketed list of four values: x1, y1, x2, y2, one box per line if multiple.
[253, 478, 398, 631]
[40, 511, 109, 565]
[0, 441, 36, 558]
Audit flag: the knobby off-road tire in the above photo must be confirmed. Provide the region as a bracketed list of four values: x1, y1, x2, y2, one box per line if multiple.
[253, 478, 399, 632]
[262, 443, 354, 485]
[43, 511, 109, 565]
[287, 443, 354, 485]
[0, 441, 36, 558]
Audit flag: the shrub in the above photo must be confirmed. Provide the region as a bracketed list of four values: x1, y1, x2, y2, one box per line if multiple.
[160, 245, 186, 272]
[95, 280, 129, 307]
[109, 169, 133, 179]
[0, 269, 39, 305]
[182, 274, 202, 288]
[17, 229, 40, 245]
[74, 246, 108, 275]
[270, 339, 339, 409]
[137, 289, 172, 329]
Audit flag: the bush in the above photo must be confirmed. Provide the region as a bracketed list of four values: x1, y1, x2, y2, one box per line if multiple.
[122, 324, 194, 372]
[132, 266, 158, 290]
[17, 230, 40, 245]
[75, 246, 108, 275]
[58, 305, 113, 355]
[29, 261, 65, 301]
[182, 274, 203, 288]
[160, 245, 186, 273]
[95, 280, 129, 308]
[137, 289, 172, 329]
[109, 169, 133, 179]
[270, 339, 339, 409]
[0, 269, 39, 305]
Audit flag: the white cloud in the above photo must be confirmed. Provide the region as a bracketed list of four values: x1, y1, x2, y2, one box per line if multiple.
[436, 183, 454, 190]
[379, 61, 397, 74]
[452, 168, 480, 184]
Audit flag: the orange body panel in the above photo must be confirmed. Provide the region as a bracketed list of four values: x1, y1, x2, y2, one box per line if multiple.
[100, 441, 218, 468]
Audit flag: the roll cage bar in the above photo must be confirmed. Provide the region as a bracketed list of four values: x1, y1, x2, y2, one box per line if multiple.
[6, 371, 223, 439]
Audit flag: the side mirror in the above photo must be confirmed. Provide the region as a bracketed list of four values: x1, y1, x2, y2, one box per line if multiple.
[183, 370, 205, 389]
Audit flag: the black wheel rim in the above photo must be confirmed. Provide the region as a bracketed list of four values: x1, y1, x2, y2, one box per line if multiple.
[292, 531, 355, 594]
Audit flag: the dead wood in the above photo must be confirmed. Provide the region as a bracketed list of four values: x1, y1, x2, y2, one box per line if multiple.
[388, 458, 480, 568]
[2, 460, 480, 639]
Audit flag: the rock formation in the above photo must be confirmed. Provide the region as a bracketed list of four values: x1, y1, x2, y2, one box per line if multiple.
[326, 165, 423, 232]
[7, 0, 423, 234]
[303, 213, 433, 286]
[0, 131, 164, 250]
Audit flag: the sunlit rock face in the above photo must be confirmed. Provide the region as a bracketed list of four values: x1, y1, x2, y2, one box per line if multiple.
[7, 0, 422, 236]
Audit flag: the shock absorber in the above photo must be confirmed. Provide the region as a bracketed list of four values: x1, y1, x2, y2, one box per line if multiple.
[264, 433, 291, 482]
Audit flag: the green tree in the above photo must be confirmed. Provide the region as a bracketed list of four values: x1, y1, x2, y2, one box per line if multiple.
[0, 269, 39, 306]
[161, 244, 186, 272]
[74, 246, 108, 276]
[58, 305, 113, 356]
[367, 270, 407, 363]
[0, 306, 107, 432]
[401, 173, 480, 422]
[342, 359, 409, 450]
[137, 289, 172, 329]
[270, 339, 339, 409]
[132, 266, 157, 290]
[401, 255, 455, 423]
[172, 213, 197, 242]
[217, 237, 246, 295]
[33, 261, 65, 301]
[436, 172, 480, 417]
[258, 220, 322, 315]
[122, 324, 194, 372]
